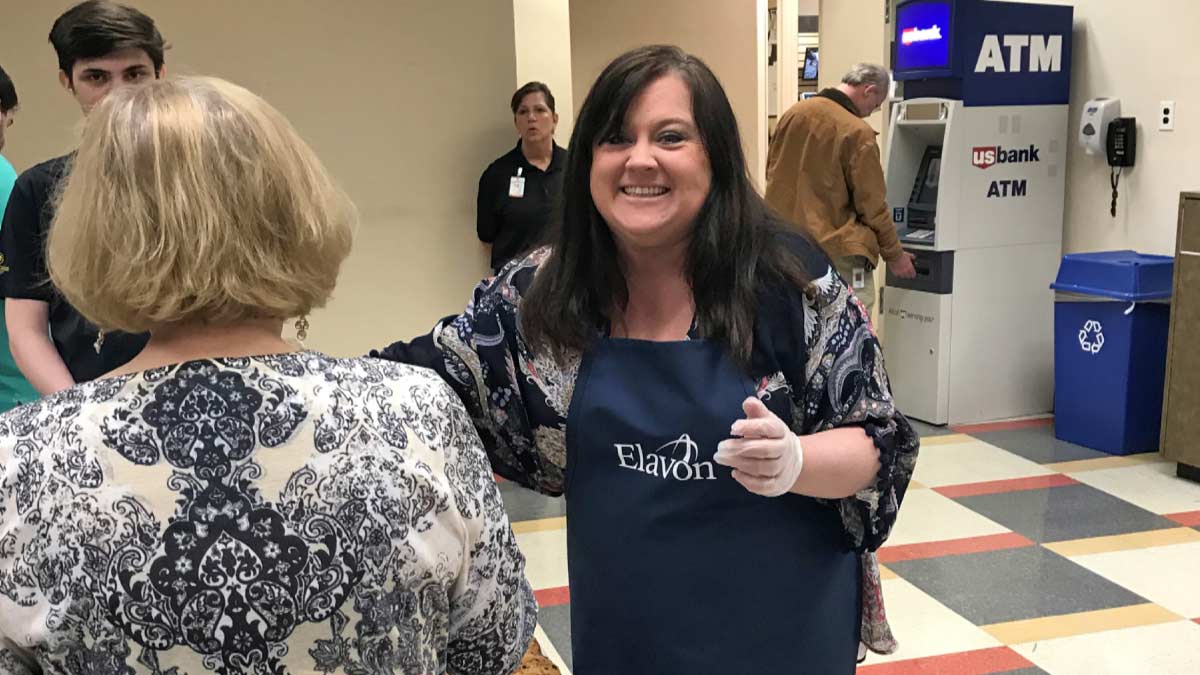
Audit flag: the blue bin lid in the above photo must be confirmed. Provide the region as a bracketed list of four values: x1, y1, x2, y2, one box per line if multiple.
[1050, 250, 1174, 301]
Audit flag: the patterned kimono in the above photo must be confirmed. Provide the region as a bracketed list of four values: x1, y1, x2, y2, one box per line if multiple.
[374, 239, 920, 656]
[0, 353, 536, 674]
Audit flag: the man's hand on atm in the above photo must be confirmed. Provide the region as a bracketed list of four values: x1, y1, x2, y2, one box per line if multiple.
[890, 252, 918, 279]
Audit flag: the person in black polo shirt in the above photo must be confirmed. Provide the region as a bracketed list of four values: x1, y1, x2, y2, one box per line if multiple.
[477, 81, 568, 274]
[0, 1, 164, 393]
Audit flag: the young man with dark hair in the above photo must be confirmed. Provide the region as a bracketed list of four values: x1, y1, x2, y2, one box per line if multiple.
[0, 1, 166, 394]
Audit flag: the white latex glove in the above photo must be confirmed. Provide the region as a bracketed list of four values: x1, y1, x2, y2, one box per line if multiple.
[714, 396, 804, 497]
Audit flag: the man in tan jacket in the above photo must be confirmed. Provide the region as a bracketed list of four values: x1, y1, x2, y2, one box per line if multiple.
[766, 63, 916, 314]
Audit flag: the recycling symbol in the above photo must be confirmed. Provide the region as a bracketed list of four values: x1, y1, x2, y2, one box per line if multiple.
[1079, 320, 1104, 355]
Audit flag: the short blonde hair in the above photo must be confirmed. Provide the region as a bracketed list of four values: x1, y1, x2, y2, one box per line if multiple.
[48, 75, 355, 333]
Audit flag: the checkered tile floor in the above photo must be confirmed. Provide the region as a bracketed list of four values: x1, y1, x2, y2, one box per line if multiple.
[501, 418, 1200, 674]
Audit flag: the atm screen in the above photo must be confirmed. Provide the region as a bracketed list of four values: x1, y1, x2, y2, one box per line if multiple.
[895, 0, 953, 75]
[912, 146, 942, 206]
[906, 145, 942, 227]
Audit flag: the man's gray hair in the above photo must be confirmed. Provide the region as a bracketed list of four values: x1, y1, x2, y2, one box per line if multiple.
[841, 63, 891, 89]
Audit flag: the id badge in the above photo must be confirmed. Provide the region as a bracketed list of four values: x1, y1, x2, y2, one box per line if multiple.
[852, 267, 866, 289]
[509, 176, 526, 198]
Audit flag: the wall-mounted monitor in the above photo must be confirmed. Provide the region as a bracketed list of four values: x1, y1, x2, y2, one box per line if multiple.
[895, 0, 954, 78]
[802, 47, 819, 81]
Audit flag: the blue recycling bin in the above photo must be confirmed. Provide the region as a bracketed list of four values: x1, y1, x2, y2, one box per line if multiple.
[1050, 251, 1174, 455]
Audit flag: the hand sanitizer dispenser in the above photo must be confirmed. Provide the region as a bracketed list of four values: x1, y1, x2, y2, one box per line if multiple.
[1080, 98, 1121, 155]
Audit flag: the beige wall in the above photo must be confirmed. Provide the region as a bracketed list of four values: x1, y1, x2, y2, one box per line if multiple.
[819, 0, 889, 328]
[817, 0, 886, 132]
[569, 0, 765, 186]
[1035, 0, 1198, 255]
[0, 1, 516, 356]
[513, 0, 575, 145]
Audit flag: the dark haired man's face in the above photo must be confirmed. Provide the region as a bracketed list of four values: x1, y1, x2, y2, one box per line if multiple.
[59, 47, 162, 114]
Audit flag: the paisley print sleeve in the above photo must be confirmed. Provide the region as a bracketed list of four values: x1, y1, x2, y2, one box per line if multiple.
[373, 249, 572, 496]
[796, 264, 921, 553]
[0, 401, 51, 673]
[431, 376, 539, 675]
[0, 645, 37, 675]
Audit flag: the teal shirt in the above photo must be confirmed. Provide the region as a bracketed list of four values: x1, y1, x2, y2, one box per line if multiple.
[0, 155, 15, 211]
[0, 155, 40, 411]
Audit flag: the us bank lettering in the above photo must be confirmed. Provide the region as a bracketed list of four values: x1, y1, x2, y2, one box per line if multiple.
[615, 433, 717, 481]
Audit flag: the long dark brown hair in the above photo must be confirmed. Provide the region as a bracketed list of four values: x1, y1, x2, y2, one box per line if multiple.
[521, 45, 812, 367]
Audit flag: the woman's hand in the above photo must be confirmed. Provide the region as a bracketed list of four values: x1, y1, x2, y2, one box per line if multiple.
[714, 397, 804, 497]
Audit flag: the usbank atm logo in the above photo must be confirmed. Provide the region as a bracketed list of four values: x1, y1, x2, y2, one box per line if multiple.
[972, 145, 1041, 170]
[973, 144, 1041, 199]
[901, 24, 943, 45]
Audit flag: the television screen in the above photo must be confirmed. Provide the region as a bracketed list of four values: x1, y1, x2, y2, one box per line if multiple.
[895, 0, 952, 74]
[802, 47, 819, 81]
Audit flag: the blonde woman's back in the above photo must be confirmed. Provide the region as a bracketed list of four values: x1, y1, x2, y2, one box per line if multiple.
[0, 352, 536, 674]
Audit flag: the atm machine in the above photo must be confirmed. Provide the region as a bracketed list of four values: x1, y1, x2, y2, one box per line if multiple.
[882, 0, 1073, 425]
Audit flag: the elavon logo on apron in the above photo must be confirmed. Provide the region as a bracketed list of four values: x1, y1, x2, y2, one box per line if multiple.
[615, 434, 717, 481]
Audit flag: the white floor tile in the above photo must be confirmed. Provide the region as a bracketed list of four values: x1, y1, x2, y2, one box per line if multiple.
[516, 528, 569, 590]
[1067, 461, 1200, 515]
[885, 488, 1012, 547]
[1069, 542, 1200, 619]
[912, 439, 1054, 488]
[1013, 620, 1200, 675]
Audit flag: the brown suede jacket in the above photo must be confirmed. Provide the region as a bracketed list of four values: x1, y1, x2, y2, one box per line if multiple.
[765, 89, 905, 266]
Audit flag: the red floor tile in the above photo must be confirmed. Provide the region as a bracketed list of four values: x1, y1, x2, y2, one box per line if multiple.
[1165, 510, 1200, 527]
[857, 646, 1034, 674]
[934, 473, 1077, 498]
[951, 417, 1054, 435]
[534, 585, 570, 608]
[877, 532, 1036, 564]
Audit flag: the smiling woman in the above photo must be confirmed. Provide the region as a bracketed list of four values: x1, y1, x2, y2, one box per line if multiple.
[589, 74, 711, 266]
[377, 44, 920, 674]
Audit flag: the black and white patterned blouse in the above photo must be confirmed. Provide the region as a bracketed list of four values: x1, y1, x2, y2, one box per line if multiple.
[0, 352, 536, 674]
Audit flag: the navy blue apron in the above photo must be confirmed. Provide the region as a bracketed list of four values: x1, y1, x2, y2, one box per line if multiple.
[565, 337, 860, 674]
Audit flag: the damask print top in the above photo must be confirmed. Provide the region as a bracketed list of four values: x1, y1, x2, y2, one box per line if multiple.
[0, 352, 537, 675]
[373, 234, 921, 656]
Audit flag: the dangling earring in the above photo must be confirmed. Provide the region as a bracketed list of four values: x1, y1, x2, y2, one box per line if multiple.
[94, 329, 105, 354]
[294, 316, 309, 347]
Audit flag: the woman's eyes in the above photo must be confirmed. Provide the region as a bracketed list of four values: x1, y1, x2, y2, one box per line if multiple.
[600, 131, 687, 145]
